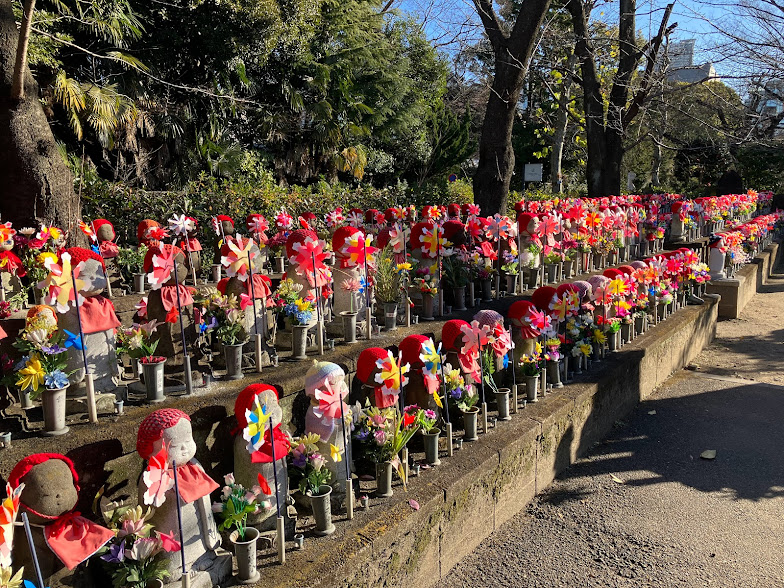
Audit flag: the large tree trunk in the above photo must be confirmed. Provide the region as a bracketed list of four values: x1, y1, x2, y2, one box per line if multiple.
[0, 0, 79, 234]
[473, 61, 522, 216]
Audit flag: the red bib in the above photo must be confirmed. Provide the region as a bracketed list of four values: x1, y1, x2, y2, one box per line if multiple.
[79, 296, 121, 334]
[44, 512, 115, 570]
[176, 463, 219, 503]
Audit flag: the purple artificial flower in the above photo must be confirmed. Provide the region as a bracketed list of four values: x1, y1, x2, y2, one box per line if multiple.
[292, 453, 307, 469]
[101, 541, 126, 564]
[450, 387, 463, 400]
[424, 409, 437, 420]
[355, 429, 370, 442]
[41, 344, 67, 355]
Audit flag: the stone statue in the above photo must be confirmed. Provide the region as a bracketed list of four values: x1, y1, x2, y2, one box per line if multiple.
[137, 409, 228, 584]
[0, 222, 25, 299]
[328, 226, 369, 336]
[93, 219, 119, 259]
[232, 384, 291, 530]
[398, 335, 437, 410]
[59, 247, 121, 395]
[708, 234, 727, 279]
[9, 453, 114, 584]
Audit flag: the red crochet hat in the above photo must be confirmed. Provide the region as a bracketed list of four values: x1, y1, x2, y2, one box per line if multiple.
[442, 319, 469, 352]
[376, 227, 395, 250]
[216, 277, 229, 294]
[384, 208, 400, 223]
[556, 282, 579, 297]
[399, 334, 430, 371]
[137, 219, 160, 243]
[517, 213, 538, 238]
[447, 203, 461, 218]
[8, 453, 80, 495]
[285, 229, 319, 260]
[143, 243, 184, 273]
[332, 226, 361, 257]
[603, 268, 623, 280]
[442, 220, 466, 246]
[617, 265, 635, 275]
[137, 408, 190, 460]
[66, 246, 105, 269]
[234, 383, 279, 430]
[364, 209, 379, 224]
[507, 300, 540, 338]
[357, 347, 388, 384]
[531, 286, 557, 312]
[217, 215, 234, 226]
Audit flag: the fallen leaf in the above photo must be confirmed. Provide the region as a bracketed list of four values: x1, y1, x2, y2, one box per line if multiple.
[408, 499, 420, 511]
[700, 450, 717, 460]
[648, 410, 657, 415]
[610, 474, 624, 484]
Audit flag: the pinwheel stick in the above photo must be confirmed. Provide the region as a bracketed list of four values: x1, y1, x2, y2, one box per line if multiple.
[248, 253, 263, 374]
[267, 418, 286, 564]
[437, 352, 453, 457]
[171, 461, 190, 587]
[400, 222, 411, 328]
[311, 252, 324, 355]
[478, 342, 488, 434]
[509, 338, 518, 414]
[338, 392, 354, 520]
[363, 239, 372, 340]
[0, 281, 5, 302]
[496, 238, 501, 300]
[22, 512, 46, 588]
[173, 274, 193, 396]
[436, 227, 443, 316]
[70, 269, 98, 424]
[90, 220, 113, 299]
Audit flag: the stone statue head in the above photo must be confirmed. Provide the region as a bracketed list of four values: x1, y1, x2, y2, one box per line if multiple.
[93, 219, 116, 244]
[8, 453, 80, 526]
[137, 408, 197, 466]
[66, 247, 106, 296]
[234, 383, 283, 430]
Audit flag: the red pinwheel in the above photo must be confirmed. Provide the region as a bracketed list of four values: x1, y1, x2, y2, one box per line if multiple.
[142, 445, 174, 507]
[290, 235, 331, 287]
[313, 378, 350, 422]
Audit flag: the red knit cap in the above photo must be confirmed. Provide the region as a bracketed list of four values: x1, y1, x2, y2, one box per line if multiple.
[442, 220, 466, 245]
[92, 219, 114, 237]
[66, 246, 105, 269]
[603, 268, 623, 280]
[364, 209, 379, 224]
[447, 203, 461, 218]
[285, 229, 319, 260]
[137, 408, 190, 460]
[507, 300, 540, 338]
[617, 265, 635, 276]
[442, 319, 469, 352]
[531, 286, 557, 312]
[234, 383, 279, 430]
[216, 277, 229, 294]
[384, 208, 400, 223]
[217, 215, 234, 226]
[410, 222, 435, 256]
[376, 227, 394, 250]
[143, 243, 184, 273]
[556, 282, 579, 297]
[137, 220, 160, 243]
[357, 347, 388, 384]
[332, 226, 361, 256]
[8, 453, 80, 494]
[399, 335, 429, 370]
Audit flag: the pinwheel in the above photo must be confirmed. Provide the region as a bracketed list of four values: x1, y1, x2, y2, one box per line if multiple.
[550, 294, 571, 322]
[147, 226, 169, 241]
[466, 203, 481, 216]
[466, 216, 484, 240]
[526, 307, 551, 333]
[63, 328, 84, 350]
[419, 224, 449, 257]
[325, 208, 345, 228]
[341, 231, 376, 268]
[374, 350, 410, 405]
[221, 236, 257, 281]
[146, 247, 176, 289]
[488, 214, 514, 241]
[248, 214, 269, 236]
[490, 324, 512, 358]
[312, 378, 351, 423]
[78, 220, 97, 242]
[606, 278, 629, 297]
[40, 252, 85, 313]
[243, 395, 272, 454]
[585, 212, 602, 230]
[0, 482, 23, 567]
[289, 236, 332, 287]
[346, 210, 364, 227]
[167, 214, 192, 238]
[142, 445, 175, 508]
[274, 210, 293, 231]
[386, 227, 405, 254]
[0, 222, 15, 244]
[211, 216, 221, 235]
[459, 320, 491, 357]
[536, 214, 561, 247]
[419, 338, 443, 403]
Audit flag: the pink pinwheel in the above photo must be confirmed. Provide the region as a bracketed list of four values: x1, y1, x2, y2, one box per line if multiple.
[249, 215, 269, 235]
[313, 378, 350, 422]
[221, 235, 256, 281]
[239, 293, 253, 310]
[347, 210, 364, 227]
[40, 252, 86, 313]
[536, 214, 561, 246]
[341, 231, 376, 268]
[147, 247, 176, 289]
[275, 211, 293, 231]
[142, 445, 175, 507]
[525, 307, 550, 332]
[325, 209, 345, 228]
[490, 324, 512, 358]
[466, 217, 484, 240]
[488, 214, 514, 241]
[593, 286, 612, 305]
[459, 320, 491, 356]
[466, 203, 481, 216]
[290, 236, 332, 287]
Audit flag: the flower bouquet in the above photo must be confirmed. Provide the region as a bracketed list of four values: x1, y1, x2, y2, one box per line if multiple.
[12, 319, 72, 400]
[288, 433, 343, 534]
[212, 473, 266, 540]
[97, 503, 181, 588]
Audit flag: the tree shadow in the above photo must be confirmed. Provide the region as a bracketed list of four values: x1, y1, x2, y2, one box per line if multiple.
[561, 380, 784, 502]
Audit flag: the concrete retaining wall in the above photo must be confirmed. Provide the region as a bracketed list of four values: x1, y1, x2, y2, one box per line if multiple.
[707, 242, 779, 319]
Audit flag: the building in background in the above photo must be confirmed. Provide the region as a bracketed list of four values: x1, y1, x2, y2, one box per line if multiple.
[660, 39, 717, 83]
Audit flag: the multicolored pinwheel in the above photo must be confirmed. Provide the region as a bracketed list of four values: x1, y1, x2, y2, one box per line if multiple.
[488, 214, 514, 241]
[419, 224, 449, 257]
[40, 252, 85, 313]
[167, 214, 192, 237]
[374, 350, 410, 405]
[341, 231, 376, 268]
[221, 236, 258, 281]
[289, 235, 332, 287]
[0, 482, 23, 567]
[243, 396, 272, 455]
[325, 208, 345, 228]
[419, 338, 443, 402]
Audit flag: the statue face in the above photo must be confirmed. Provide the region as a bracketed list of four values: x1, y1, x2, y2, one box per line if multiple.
[154, 418, 197, 466]
[221, 221, 235, 236]
[80, 259, 107, 295]
[20, 460, 79, 521]
[97, 225, 115, 242]
[0, 237, 13, 251]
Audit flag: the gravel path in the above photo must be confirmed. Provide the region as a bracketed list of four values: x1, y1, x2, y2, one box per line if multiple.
[437, 259, 784, 588]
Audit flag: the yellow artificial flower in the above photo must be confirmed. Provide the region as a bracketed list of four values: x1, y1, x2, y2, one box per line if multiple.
[535, 341, 543, 355]
[580, 343, 592, 356]
[593, 329, 606, 344]
[396, 262, 412, 273]
[16, 355, 44, 392]
[36, 252, 58, 267]
[329, 444, 342, 463]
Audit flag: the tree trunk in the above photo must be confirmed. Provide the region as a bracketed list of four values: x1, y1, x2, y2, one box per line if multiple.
[473, 61, 521, 216]
[651, 139, 662, 187]
[0, 0, 79, 234]
[550, 53, 577, 194]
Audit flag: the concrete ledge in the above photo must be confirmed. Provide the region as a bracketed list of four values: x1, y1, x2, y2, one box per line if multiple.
[707, 242, 779, 319]
[248, 296, 720, 588]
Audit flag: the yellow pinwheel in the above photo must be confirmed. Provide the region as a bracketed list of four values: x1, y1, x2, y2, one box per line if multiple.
[40, 252, 85, 313]
[243, 396, 272, 455]
[607, 278, 629, 297]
